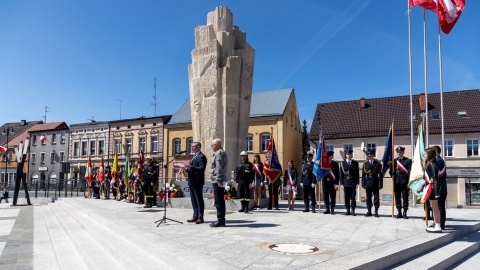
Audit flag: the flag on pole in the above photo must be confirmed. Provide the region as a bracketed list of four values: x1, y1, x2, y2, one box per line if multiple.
[124, 152, 130, 186]
[312, 131, 330, 180]
[437, 0, 465, 34]
[381, 124, 394, 175]
[409, 0, 438, 11]
[137, 147, 144, 180]
[408, 124, 428, 201]
[86, 156, 93, 185]
[112, 152, 118, 182]
[263, 135, 282, 183]
[0, 146, 6, 153]
[98, 156, 105, 183]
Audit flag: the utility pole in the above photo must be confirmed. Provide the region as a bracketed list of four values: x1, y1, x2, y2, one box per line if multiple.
[43, 106, 50, 123]
[152, 78, 157, 117]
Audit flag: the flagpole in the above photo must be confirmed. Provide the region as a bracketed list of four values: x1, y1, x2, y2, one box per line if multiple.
[391, 123, 395, 218]
[423, 8, 429, 147]
[438, 23, 445, 159]
[408, 2, 416, 208]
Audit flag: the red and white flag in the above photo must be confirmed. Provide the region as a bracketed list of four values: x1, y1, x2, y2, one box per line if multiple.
[437, 0, 465, 34]
[0, 146, 6, 153]
[409, 0, 438, 12]
[40, 135, 47, 143]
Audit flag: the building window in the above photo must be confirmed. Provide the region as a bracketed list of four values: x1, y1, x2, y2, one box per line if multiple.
[344, 144, 353, 156]
[326, 145, 334, 152]
[90, 141, 96, 156]
[115, 139, 122, 154]
[60, 151, 65, 162]
[187, 137, 193, 154]
[32, 135, 37, 146]
[445, 140, 454, 157]
[467, 139, 479, 157]
[139, 137, 146, 153]
[98, 140, 105, 155]
[247, 134, 253, 152]
[74, 142, 79, 157]
[60, 132, 66, 144]
[432, 112, 441, 119]
[173, 139, 181, 155]
[41, 153, 46, 164]
[126, 138, 133, 154]
[31, 153, 36, 164]
[81, 141, 88, 156]
[366, 143, 377, 157]
[151, 136, 158, 153]
[50, 152, 56, 164]
[51, 133, 57, 144]
[260, 133, 270, 152]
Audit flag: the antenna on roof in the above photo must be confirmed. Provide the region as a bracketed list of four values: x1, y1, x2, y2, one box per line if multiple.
[151, 78, 157, 117]
[87, 116, 96, 122]
[43, 106, 50, 123]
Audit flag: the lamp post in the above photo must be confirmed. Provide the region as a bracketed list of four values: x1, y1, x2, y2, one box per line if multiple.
[2, 127, 14, 187]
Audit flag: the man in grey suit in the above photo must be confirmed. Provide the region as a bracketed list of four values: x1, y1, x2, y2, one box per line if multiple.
[185, 142, 207, 224]
[209, 138, 228, 228]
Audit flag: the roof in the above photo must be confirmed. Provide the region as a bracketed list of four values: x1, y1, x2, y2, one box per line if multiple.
[9, 122, 68, 146]
[0, 121, 42, 146]
[167, 88, 293, 125]
[309, 89, 480, 140]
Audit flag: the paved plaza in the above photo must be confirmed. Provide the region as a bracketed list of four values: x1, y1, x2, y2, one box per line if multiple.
[0, 198, 479, 269]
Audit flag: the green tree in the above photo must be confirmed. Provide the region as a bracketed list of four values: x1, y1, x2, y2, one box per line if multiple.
[301, 120, 309, 159]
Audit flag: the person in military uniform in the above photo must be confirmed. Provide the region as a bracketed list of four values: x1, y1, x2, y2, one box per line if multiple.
[301, 153, 317, 213]
[233, 151, 254, 213]
[103, 166, 112, 200]
[142, 159, 158, 208]
[322, 151, 340, 214]
[389, 146, 412, 219]
[362, 150, 383, 217]
[433, 145, 447, 230]
[340, 150, 359, 216]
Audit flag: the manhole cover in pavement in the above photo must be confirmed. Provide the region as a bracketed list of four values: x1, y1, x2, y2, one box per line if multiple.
[269, 243, 319, 254]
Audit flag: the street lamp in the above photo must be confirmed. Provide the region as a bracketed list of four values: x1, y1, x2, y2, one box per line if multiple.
[2, 127, 14, 187]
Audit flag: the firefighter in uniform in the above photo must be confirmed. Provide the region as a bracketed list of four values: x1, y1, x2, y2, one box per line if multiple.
[362, 150, 383, 217]
[142, 159, 158, 208]
[233, 151, 254, 213]
[301, 153, 317, 213]
[389, 146, 412, 219]
[322, 151, 340, 214]
[340, 150, 359, 216]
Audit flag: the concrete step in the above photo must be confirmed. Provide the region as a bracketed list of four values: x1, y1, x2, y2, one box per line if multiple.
[45, 202, 124, 269]
[392, 230, 480, 270]
[55, 199, 172, 269]
[452, 250, 480, 269]
[34, 204, 87, 269]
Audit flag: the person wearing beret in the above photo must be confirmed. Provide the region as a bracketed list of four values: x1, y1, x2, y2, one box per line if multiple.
[389, 146, 412, 219]
[301, 153, 317, 213]
[340, 150, 359, 216]
[321, 151, 340, 214]
[362, 150, 383, 217]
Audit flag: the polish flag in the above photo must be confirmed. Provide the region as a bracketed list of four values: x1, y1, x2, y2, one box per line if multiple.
[40, 135, 47, 143]
[437, 0, 465, 34]
[409, 0, 438, 12]
[0, 146, 6, 153]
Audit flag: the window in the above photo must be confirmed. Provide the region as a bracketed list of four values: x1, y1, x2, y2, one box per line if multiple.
[187, 137, 193, 154]
[60, 151, 65, 162]
[50, 152, 56, 164]
[51, 133, 57, 144]
[444, 140, 454, 157]
[432, 112, 441, 119]
[115, 139, 122, 154]
[139, 137, 146, 153]
[247, 134, 253, 152]
[98, 140, 105, 155]
[366, 143, 377, 157]
[467, 139, 479, 157]
[73, 142, 79, 157]
[126, 138, 132, 153]
[90, 141, 96, 156]
[60, 132, 66, 144]
[458, 111, 469, 118]
[40, 153, 46, 164]
[173, 139, 181, 155]
[151, 136, 158, 153]
[81, 141, 88, 156]
[32, 135, 37, 146]
[260, 133, 270, 152]
[31, 153, 36, 164]
[326, 145, 334, 152]
[344, 144, 353, 156]
[41, 134, 46, 145]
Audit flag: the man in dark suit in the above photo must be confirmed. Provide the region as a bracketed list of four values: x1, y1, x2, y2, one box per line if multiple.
[185, 142, 207, 224]
[390, 146, 412, 219]
[362, 150, 383, 217]
[301, 153, 317, 213]
[340, 150, 359, 216]
[322, 151, 340, 214]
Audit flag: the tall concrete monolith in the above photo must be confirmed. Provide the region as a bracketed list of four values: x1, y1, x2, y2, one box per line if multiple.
[188, 6, 255, 175]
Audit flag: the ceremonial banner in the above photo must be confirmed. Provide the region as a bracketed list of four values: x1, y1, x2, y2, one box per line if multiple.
[98, 156, 105, 183]
[263, 135, 282, 183]
[312, 131, 330, 180]
[408, 124, 427, 201]
[381, 124, 394, 175]
[137, 147, 144, 180]
[0, 146, 6, 153]
[111, 152, 118, 182]
[86, 156, 93, 185]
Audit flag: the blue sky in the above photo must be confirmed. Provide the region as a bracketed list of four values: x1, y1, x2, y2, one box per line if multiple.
[1, 1, 478, 130]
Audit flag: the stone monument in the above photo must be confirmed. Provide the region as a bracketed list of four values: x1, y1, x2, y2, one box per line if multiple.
[188, 6, 255, 174]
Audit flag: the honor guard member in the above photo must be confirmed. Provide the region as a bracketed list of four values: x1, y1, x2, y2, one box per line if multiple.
[362, 150, 383, 217]
[301, 153, 317, 213]
[142, 158, 158, 208]
[322, 151, 340, 214]
[104, 166, 112, 199]
[340, 150, 359, 216]
[433, 145, 447, 230]
[390, 146, 412, 219]
[234, 151, 254, 213]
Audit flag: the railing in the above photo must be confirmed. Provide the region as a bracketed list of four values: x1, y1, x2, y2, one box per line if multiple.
[6, 178, 88, 199]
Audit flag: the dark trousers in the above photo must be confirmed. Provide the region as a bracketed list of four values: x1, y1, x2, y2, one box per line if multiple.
[323, 183, 336, 208]
[344, 187, 356, 210]
[394, 183, 409, 210]
[0, 197, 8, 203]
[212, 183, 225, 222]
[438, 192, 447, 227]
[268, 183, 279, 208]
[144, 184, 155, 204]
[238, 183, 250, 201]
[365, 187, 380, 209]
[189, 184, 204, 220]
[303, 185, 316, 209]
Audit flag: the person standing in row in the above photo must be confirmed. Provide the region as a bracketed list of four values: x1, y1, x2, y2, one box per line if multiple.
[390, 146, 412, 219]
[142, 159, 158, 208]
[362, 150, 383, 217]
[301, 153, 317, 213]
[283, 160, 298, 211]
[104, 166, 112, 200]
[425, 147, 442, 233]
[251, 154, 264, 210]
[185, 142, 207, 224]
[209, 138, 228, 228]
[340, 150, 359, 216]
[322, 151, 339, 214]
[234, 151, 254, 213]
[433, 145, 448, 230]
[267, 177, 280, 210]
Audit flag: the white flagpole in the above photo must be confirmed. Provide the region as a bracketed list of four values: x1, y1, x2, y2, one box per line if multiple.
[438, 24, 446, 159]
[408, 2, 414, 159]
[423, 8, 429, 147]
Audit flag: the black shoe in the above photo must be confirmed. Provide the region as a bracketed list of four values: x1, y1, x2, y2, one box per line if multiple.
[374, 211, 379, 218]
[403, 210, 408, 219]
[312, 208, 316, 213]
[323, 210, 331, 214]
[351, 210, 356, 216]
[210, 221, 226, 227]
[365, 211, 372, 217]
[274, 207, 280, 210]
[267, 208, 272, 210]
[302, 209, 309, 212]
[396, 213, 403, 219]
[345, 211, 351, 216]
[331, 208, 335, 215]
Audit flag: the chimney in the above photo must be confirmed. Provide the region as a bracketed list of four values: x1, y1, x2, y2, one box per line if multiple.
[419, 93, 426, 112]
[21, 120, 26, 126]
[360, 97, 366, 109]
